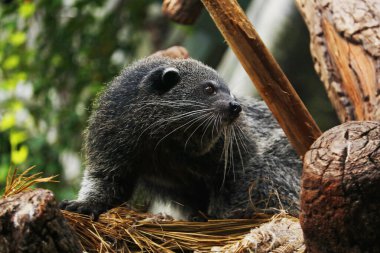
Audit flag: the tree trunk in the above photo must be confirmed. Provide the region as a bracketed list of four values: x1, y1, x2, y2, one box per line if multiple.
[295, 0, 380, 122]
[301, 121, 380, 252]
[0, 189, 82, 253]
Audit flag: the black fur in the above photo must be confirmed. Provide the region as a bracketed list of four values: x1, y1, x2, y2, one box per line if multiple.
[60, 56, 302, 220]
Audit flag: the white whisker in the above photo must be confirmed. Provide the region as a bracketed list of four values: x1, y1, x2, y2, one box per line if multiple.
[184, 113, 213, 151]
[154, 113, 210, 150]
[136, 109, 212, 143]
[232, 126, 245, 172]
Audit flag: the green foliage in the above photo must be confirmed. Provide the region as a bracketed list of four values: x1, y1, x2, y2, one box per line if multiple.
[0, 0, 164, 199]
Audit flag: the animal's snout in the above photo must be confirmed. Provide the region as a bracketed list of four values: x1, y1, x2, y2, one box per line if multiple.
[229, 101, 242, 117]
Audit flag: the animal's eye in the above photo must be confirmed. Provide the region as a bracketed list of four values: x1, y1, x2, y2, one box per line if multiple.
[204, 82, 217, 95]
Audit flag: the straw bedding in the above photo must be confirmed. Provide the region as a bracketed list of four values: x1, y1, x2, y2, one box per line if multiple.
[2, 168, 305, 252]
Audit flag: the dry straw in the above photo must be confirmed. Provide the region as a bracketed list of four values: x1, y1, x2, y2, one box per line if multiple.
[2, 166, 58, 198]
[2, 167, 304, 252]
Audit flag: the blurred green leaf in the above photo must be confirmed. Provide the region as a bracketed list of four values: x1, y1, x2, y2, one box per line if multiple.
[10, 101, 24, 111]
[10, 130, 29, 165]
[10, 130, 28, 147]
[51, 55, 62, 66]
[0, 114, 16, 131]
[3, 55, 20, 70]
[10, 32, 27, 46]
[15, 72, 27, 81]
[11, 145, 28, 165]
[18, 2, 36, 18]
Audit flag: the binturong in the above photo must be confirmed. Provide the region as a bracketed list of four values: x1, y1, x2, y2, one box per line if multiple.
[60, 56, 302, 221]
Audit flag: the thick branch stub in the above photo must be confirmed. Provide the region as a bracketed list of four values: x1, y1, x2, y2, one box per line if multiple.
[301, 121, 380, 252]
[0, 189, 82, 253]
[150, 45, 189, 59]
[162, 0, 203, 25]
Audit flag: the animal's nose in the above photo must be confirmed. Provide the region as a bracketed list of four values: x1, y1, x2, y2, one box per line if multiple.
[229, 101, 242, 116]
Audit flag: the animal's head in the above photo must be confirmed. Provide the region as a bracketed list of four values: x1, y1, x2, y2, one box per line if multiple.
[90, 57, 246, 158]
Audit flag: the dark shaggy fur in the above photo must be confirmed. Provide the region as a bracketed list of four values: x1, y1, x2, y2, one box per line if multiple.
[60, 56, 301, 220]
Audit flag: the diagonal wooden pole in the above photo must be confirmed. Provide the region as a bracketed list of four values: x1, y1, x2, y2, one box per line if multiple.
[201, 0, 322, 157]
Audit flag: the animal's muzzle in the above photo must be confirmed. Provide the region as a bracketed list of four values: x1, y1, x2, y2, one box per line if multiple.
[229, 101, 242, 118]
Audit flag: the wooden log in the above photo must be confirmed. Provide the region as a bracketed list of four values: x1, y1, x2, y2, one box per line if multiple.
[0, 189, 82, 253]
[295, 0, 380, 122]
[301, 121, 380, 252]
[201, 0, 322, 157]
[162, 0, 203, 25]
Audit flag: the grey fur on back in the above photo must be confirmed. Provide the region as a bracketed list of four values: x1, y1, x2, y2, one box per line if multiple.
[60, 56, 301, 220]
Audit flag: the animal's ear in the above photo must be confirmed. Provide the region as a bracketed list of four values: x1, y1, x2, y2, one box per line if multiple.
[161, 67, 180, 89]
[145, 66, 181, 93]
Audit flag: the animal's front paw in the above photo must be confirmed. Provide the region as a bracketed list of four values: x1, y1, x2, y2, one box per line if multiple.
[189, 212, 209, 222]
[59, 200, 107, 220]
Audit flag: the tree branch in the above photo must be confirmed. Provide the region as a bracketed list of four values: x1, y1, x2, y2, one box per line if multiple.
[201, 0, 322, 156]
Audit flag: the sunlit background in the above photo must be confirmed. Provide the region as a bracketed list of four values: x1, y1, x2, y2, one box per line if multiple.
[0, 0, 339, 199]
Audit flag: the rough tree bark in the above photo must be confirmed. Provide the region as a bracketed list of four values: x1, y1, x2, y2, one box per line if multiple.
[0, 189, 82, 253]
[295, 0, 380, 122]
[302, 121, 380, 252]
